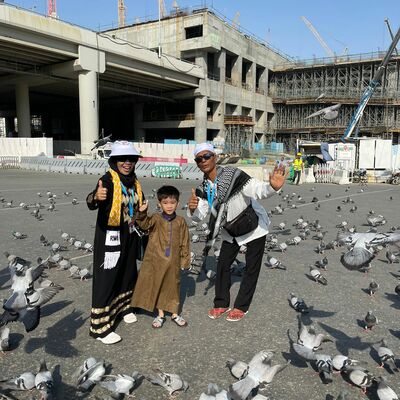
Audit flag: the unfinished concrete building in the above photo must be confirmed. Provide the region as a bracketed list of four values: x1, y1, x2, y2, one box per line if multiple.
[108, 7, 289, 153]
[269, 53, 400, 151]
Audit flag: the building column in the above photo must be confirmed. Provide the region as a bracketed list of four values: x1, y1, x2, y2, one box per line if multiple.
[15, 82, 31, 137]
[78, 70, 98, 154]
[195, 95, 207, 143]
[231, 55, 242, 87]
[218, 48, 226, 82]
[195, 52, 207, 76]
[133, 103, 145, 142]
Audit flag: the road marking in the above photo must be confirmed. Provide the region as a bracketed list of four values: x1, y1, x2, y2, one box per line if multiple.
[70, 254, 92, 261]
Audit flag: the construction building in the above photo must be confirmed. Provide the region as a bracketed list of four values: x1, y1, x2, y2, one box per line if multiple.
[270, 53, 400, 151]
[108, 6, 290, 153]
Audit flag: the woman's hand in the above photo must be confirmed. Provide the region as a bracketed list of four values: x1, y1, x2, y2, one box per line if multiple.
[269, 165, 288, 191]
[94, 180, 107, 201]
[139, 200, 149, 212]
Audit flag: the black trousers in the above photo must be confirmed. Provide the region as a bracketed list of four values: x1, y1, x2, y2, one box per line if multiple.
[214, 235, 266, 312]
[293, 170, 301, 185]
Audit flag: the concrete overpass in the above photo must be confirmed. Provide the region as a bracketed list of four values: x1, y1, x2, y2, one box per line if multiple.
[0, 4, 204, 153]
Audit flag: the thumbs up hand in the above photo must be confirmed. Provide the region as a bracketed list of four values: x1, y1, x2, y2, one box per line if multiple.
[188, 188, 199, 214]
[139, 200, 148, 212]
[94, 180, 108, 201]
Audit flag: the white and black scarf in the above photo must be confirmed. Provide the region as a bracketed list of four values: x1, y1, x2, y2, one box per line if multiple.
[196, 166, 251, 255]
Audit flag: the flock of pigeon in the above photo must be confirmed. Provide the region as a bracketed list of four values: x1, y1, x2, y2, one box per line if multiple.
[1, 180, 400, 399]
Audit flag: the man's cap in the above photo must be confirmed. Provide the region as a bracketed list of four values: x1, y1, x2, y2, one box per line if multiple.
[193, 142, 215, 157]
[296, 152, 302, 156]
[109, 141, 142, 158]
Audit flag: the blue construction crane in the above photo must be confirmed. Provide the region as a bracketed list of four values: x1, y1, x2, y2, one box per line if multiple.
[341, 26, 400, 142]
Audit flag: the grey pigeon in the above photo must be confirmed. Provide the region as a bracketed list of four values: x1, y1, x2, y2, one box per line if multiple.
[11, 231, 27, 240]
[386, 250, 399, 264]
[226, 359, 249, 380]
[199, 383, 229, 400]
[265, 256, 286, 270]
[309, 267, 327, 285]
[289, 293, 309, 313]
[315, 354, 333, 383]
[0, 372, 36, 391]
[297, 316, 331, 351]
[347, 368, 374, 394]
[376, 339, 398, 372]
[98, 372, 141, 398]
[35, 359, 53, 400]
[315, 257, 328, 270]
[74, 358, 106, 392]
[368, 281, 379, 296]
[146, 369, 188, 395]
[376, 376, 399, 400]
[292, 342, 317, 361]
[228, 351, 289, 400]
[0, 327, 9, 352]
[332, 355, 365, 372]
[364, 310, 377, 331]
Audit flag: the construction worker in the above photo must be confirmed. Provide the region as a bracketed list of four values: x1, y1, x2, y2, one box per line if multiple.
[293, 152, 304, 185]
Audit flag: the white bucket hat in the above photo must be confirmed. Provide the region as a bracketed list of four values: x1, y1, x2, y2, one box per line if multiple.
[109, 141, 142, 158]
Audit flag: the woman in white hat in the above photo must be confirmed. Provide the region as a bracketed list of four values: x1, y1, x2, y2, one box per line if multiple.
[86, 141, 144, 344]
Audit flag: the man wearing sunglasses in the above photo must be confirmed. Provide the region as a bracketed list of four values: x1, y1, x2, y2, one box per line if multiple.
[188, 143, 287, 322]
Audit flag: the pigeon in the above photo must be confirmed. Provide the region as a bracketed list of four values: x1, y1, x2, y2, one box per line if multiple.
[64, 192, 72, 197]
[0, 327, 10, 352]
[286, 236, 302, 245]
[98, 372, 141, 398]
[35, 360, 53, 400]
[265, 256, 286, 270]
[325, 193, 331, 198]
[350, 206, 358, 213]
[72, 198, 78, 205]
[347, 368, 374, 394]
[364, 310, 378, 331]
[0, 371, 36, 391]
[315, 257, 328, 270]
[74, 358, 106, 392]
[367, 215, 386, 227]
[278, 242, 288, 253]
[376, 339, 398, 372]
[336, 206, 341, 212]
[332, 355, 366, 372]
[376, 376, 399, 400]
[305, 104, 341, 120]
[226, 359, 249, 380]
[289, 293, 309, 313]
[386, 250, 399, 264]
[309, 267, 327, 285]
[11, 231, 27, 240]
[368, 281, 379, 296]
[11, 263, 45, 292]
[315, 354, 333, 383]
[311, 197, 319, 203]
[146, 369, 188, 395]
[297, 316, 332, 350]
[292, 342, 318, 361]
[228, 351, 289, 399]
[199, 383, 229, 400]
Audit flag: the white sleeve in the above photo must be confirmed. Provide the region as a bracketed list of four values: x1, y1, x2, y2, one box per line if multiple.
[186, 197, 209, 222]
[242, 178, 278, 199]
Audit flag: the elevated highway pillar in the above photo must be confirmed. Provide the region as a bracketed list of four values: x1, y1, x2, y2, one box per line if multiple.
[15, 82, 31, 137]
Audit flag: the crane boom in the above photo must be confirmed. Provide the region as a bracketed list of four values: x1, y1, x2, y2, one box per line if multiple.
[384, 18, 399, 55]
[47, 0, 57, 18]
[301, 16, 335, 58]
[341, 26, 400, 142]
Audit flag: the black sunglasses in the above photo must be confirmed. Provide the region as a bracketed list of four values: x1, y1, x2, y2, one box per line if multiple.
[194, 152, 215, 163]
[114, 156, 139, 163]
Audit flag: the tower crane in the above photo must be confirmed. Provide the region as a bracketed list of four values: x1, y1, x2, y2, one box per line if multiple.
[47, 0, 57, 18]
[232, 11, 240, 29]
[301, 16, 335, 58]
[118, 0, 126, 28]
[159, 0, 166, 19]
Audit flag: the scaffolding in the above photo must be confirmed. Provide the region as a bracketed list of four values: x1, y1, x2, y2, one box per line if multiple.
[224, 122, 254, 156]
[269, 56, 400, 152]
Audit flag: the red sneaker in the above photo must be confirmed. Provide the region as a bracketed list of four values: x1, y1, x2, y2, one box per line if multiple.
[226, 308, 247, 322]
[208, 307, 230, 319]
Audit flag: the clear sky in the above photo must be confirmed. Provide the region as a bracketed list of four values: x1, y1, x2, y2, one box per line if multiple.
[6, 0, 400, 59]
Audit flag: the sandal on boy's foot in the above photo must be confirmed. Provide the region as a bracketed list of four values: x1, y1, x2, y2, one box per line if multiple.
[152, 316, 166, 329]
[96, 332, 122, 345]
[207, 307, 230, 319]
[171, 315, 188, 327]
[226, 308, 247, 322]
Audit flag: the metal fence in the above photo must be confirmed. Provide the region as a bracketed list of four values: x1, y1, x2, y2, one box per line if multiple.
[0, 156, 20, 168]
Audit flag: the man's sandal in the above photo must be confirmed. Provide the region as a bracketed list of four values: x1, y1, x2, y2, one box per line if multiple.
[171, 315, 188, 327]
[152, 316, 166, 329]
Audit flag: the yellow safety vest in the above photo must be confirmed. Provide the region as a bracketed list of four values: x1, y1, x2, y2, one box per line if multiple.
[293, 159, 303, 171]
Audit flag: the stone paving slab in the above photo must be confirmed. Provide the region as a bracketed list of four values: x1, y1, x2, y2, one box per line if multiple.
[0, 170, 399, 400]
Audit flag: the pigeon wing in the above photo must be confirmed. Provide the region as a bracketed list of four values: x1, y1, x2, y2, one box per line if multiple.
[341, 247, 374, 270]
[228, 375, 258, 400]
[19, 307, 40, 332]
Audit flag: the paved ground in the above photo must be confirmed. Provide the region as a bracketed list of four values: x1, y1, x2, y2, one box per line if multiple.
[0, 169, 399, 400]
